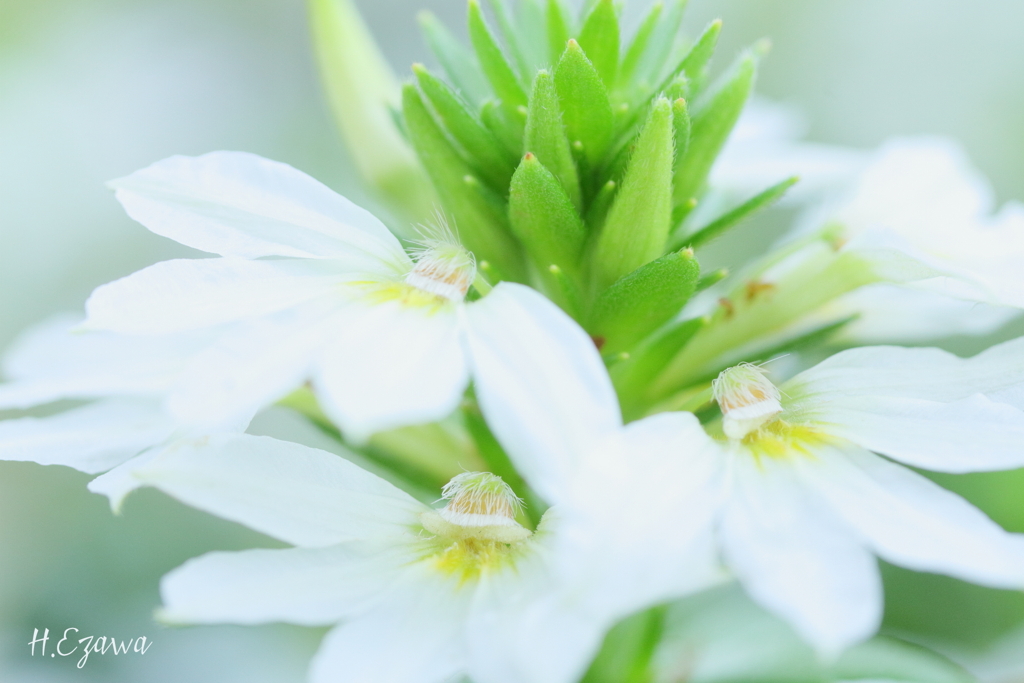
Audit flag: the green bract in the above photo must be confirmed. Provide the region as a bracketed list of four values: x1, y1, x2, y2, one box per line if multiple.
[398, 0, 796, 412]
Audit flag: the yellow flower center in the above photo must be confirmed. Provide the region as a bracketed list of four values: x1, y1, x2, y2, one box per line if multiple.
[420, 472, 532, 583]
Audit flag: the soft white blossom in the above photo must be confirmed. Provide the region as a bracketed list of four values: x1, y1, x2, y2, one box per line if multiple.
[477, 306, 1024, 656]
[119, 287, 722, 683]
[81, 151, 583, 442]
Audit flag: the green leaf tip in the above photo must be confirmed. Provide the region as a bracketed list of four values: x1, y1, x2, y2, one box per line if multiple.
[592, 97, 675, 290]
[468, 0, 528, 110]
[554, 39, 614, 166]
[524, 69, 582, 210]
[577, 0, 620, 88]
[590, 247, 701, 355]
[673, 47, 758, 211]
[509, 152, 587, 300]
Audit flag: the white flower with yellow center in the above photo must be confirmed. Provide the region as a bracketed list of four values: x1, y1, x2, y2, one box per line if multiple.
[116, 287, 723, 683]
[473, 304, 1024, 657]
[81, 151, 561, 441]
[705, 342, 1024, 655]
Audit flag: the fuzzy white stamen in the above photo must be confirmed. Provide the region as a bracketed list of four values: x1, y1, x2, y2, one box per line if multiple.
[712, 363, 784, 440]
[421, 472, 530, 543]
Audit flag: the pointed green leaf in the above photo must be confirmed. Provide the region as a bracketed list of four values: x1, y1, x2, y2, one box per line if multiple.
[592, 97, 674, 289]
[619, 1, 663, 86]
[508, 152, 586, 280]
[413, 64, 516, 192]
[309, 0, 435, 227]
[486, 0, 532, 81]
[610, 316, 706, 420]
[402, 84, 525, 280]
[696, 267, 728, 291]
[672, 97, 691, 167]
[590, 247, 700, 354]
[674, 49, 757, 210]
[674, 19, 721, 94]
[468, 0, 528, 108]
[545, 0, 572, 66]
[577, 0, 620, 88]
[480, 100, 524, 157]
[676, 176, 798, 250]
[417, 11, 490, 105]
[517, 0, 550, 72]
[632, 0, 688, 87]
[524, 71, 581, 211]
[553, 40, 614, 164]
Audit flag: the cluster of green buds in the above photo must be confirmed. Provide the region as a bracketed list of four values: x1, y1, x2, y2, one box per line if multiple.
[308, 0, 869, 431]
[402, 0, 798, 416]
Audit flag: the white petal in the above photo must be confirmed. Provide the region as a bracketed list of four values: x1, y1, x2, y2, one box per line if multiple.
[88, 446, 166, 511]
[309, 566, 468, 683]
[786, 342, 1024, 472]
[111, 151, 409, 268]
[806, 394, 1024, 473]
[558, 413, 727, 616]
[84, 258, 345, 335]
[822, 284, 1020, 344]
[130, 433, 427, 547]
[0, 399, 174, 474]
[0, 317, 215, 407]
[798, 445, 1024, 589]
[466, 588, 608, 683]
[719, 455, 882, 656]
[314, 300, 467, 443]
[167, 299, 340, 430]
[465, 282, 621, 504]
[159, 541, 414, 626]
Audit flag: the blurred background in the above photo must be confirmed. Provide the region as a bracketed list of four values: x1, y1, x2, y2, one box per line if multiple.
[1, 0, 1023, 680]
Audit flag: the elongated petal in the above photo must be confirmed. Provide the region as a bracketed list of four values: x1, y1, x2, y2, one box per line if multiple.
[130, 433, 427, 547]
[561, 412, 727, 614]
[0, 316, 215, 406]
[309, 566, 467, 683]
[467, 587, 607, 683]
[786, 341, 1024, 472]
[0, 399, 173, 473]
[167, 298, 340, 430]
[160, 541, 414, 626]
[719, 456, 882, 656]
[465, 283, 621, 503]
[314, 300, 467, 443]
[85, 258, 345, 335]
[799, 446, 1024, 589]
[111, 151, 409, 267]
[809, 394, 1024, 473]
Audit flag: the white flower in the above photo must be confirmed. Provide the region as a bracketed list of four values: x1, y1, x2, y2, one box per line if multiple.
[119, 286, 723, 683]
[0, 315, 244, 506]
[820, 137, 1024, 310]
[710, 99, 867, 202]
[82, 151, 567, 442]
[476, 308, 1024, 656]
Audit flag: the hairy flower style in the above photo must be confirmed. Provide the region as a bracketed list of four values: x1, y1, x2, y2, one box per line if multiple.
[0, 315, 246, 506]
[475, 304, 1024, 656]
[82, 152, 567, 442]
[120, 287, 721, 683]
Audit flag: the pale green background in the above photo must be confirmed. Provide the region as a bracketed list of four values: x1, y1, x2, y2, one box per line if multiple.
[1, 1, 1023, 680]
